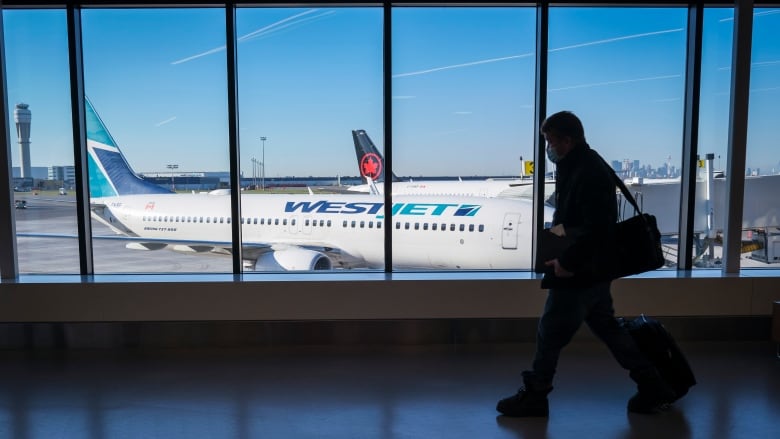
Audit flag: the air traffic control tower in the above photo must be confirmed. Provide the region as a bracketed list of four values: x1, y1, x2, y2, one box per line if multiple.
[14, 103, 31, 178]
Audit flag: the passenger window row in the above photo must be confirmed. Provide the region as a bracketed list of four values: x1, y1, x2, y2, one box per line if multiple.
[394, 222, 484, 233]
[142, 215, 231, 224]
[340, 220, 383, 229]
[142, 215, 337, 228]
[141, 216, 483, 233]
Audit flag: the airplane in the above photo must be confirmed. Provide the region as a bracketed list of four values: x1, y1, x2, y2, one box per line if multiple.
[346, 130, 780, 265]
[347, 129, 556, 199]
[85, 98, 555, 271]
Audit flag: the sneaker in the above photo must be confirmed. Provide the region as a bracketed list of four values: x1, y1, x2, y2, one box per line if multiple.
[496, 388, 550, 417]
[497, 371, 553, 417]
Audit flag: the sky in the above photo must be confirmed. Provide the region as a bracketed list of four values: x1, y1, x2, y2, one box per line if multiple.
[3, 6, 779, 178]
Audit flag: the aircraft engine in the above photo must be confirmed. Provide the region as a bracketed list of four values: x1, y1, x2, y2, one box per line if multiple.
[255, 248, 332, 271]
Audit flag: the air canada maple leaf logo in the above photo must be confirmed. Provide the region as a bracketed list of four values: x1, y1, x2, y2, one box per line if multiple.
[360, 153, 383, 180]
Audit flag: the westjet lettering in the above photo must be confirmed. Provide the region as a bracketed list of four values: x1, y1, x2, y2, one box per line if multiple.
[85, 97, 554, 271]
[283, 201, 478, 217]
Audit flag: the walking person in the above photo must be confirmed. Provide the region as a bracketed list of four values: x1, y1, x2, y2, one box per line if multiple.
[496, 111, 675, 417]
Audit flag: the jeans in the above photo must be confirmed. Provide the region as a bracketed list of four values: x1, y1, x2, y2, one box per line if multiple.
[532, 281, 652, 383]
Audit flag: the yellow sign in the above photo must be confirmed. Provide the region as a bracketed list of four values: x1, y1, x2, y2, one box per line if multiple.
[524, 160, 535, 175]
[698, 159, 705, 168]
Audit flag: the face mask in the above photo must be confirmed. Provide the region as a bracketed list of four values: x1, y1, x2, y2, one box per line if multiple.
[546, 145, 561, 164]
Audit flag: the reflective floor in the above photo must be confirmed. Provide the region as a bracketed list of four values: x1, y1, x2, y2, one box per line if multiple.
[1, 341, 778, 439]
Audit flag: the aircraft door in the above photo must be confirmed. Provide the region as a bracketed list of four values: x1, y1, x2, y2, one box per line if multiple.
[502, 213, 521, 249]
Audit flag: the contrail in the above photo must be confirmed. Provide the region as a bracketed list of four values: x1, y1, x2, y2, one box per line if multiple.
[392, 54, 533, 78]
[239, 10, 335, 43]
[171, 46, 226, 65]
[719, 9, 780, 22]
[155, 116, 177, 127]
[548, 28, 683, 53]
[238, 9, 319, 42]
[549, 74, 681, 92]
[171, 9, 332, 65]
[393, 28, 684, 78]
[718, 59, 780, 70]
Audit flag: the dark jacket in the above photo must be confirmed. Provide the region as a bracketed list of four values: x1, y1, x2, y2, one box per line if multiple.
[541, 142, 617, 289]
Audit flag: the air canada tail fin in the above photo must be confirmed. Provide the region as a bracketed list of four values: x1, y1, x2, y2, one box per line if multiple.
[351, 130, 400, 183]
[86, 97, 172, 198]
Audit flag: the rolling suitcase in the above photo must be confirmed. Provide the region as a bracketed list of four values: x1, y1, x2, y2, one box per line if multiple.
[619, 314, 696, 401]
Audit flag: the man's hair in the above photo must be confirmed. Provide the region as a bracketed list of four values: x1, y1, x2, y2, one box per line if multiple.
[541, 111, 586, 143]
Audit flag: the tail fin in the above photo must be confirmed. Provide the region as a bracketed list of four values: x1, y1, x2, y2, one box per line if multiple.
[86, 97, 172, 198]
[351, 130, 399, 183]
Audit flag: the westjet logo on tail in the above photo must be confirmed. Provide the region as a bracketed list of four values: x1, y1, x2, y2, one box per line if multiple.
[284, 201, 482, 217]
[86, 97, 172, 198]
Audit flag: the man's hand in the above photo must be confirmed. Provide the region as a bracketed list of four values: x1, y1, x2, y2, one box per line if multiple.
[545, 258, 573, 278]
[550, 224, 566, 237]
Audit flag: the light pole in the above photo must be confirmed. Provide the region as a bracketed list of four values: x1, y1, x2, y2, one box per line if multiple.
[166, 164, 178, 191]
[260, 136, 267, 190]
[251, 157, 259, 190]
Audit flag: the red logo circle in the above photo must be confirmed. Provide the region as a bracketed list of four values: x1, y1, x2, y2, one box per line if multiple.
[360, 153, 383, 180]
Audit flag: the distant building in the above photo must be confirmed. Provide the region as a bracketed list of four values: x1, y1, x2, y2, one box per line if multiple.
[140, 171, 223, 191]
[49, 165, 76, 186]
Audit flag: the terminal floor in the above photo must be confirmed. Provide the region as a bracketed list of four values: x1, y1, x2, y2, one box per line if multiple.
[0, 341, 777, 439]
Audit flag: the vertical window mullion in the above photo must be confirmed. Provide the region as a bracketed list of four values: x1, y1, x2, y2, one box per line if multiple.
[678, 1, 704, 271]
[384, 1, 393, 273]
[226, 2, 243, 274]
[532, 1, 549, 275]
[723, 0, 753, 274]
[0, 6, 19, 279]
[67, 4, 94, 276]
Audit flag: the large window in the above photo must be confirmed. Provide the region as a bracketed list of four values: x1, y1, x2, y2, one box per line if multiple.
[694, 7, 734, 269]
[236, 7, 384, 272]
[3, 9, 78, 274]
[743, 7, 780, 269]
[392, 7, 537, 270]
[547, 7, 688, 269]
[0, 2, 775, 278]
[81, 8, 231, 273]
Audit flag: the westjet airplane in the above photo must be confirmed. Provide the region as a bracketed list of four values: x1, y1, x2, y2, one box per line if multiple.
[85, 99, 554, 271]
[348, 130, 555, 199]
